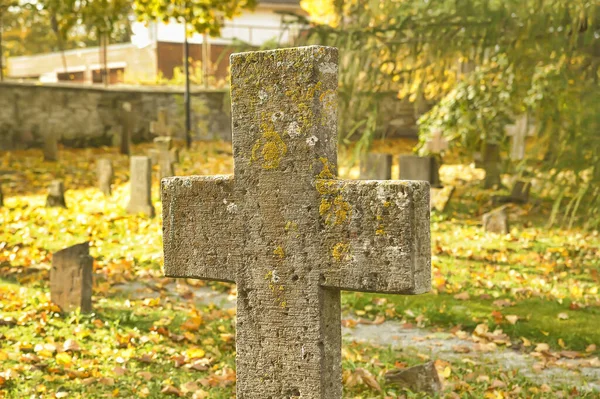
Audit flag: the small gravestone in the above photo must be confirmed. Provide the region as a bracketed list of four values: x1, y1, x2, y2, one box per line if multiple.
[50, 242, 93, 313]
[483, 206, 509, 234]
[385, 362, 442, 394]
[360, 153, 392, 180]
[425, 129, 449, 154]
[126, 156, 155, 217]
[97, 159, 114, 196]
[43, 133, 58, 162]
[163, 46, 431, 398]
[492, 180, 531, 205]
[46, 180, 67, 208]
[399, 155, 441, 187]
[118, 102, 134, 156]
[153, 137, 176, 181]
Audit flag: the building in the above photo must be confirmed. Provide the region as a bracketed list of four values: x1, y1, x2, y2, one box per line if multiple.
[7, 0, 305, 85]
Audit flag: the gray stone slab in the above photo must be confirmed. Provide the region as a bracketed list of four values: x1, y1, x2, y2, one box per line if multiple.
[126, 156, 154, 217]
[483, 206, 509, 234]
[399, 155, 432, 182]
[46, 180, 66, 208]
[153, 136, 175, 181]
[50, 242, 93, 313]
[162, 46, 431, 399]
[359, 153, 392, 180]
[97, 158, 113, 196]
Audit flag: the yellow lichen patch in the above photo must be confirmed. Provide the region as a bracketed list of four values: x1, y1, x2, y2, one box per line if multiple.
[317, 157, 335, 179]
[250, 113, 287, 170]
[285, 221, 298, 232]
[332, 195, 351, 225]
[319, 198, 332, 215]
[273, 246, 285, 259]
[384, 201, 392, 208]
[332, 242, 350, 262]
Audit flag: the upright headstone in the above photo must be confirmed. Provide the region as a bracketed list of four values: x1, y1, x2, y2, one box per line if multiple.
[399, 155, 441, 187]
[126, 156, 155, 217]
[162, 46, 431, 398]
[97, 159, 114, 196]
[482, 206, 509, 234]
[119, 102, 134, 156]
[492, 180, 532, 205]
[153, 137, 176, 181]
[43, 132, 58, 162]
[46, 180, 66, 208]
[359, 153, 392, 180]
[50, 242, 93, 313]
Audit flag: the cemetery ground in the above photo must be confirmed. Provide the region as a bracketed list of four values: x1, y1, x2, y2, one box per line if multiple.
[1, 142, 599, 399]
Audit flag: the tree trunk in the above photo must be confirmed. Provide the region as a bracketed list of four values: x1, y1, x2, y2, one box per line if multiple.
[482, 143, 502, 189]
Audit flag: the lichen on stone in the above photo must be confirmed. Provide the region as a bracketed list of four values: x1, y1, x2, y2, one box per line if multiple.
[250, 113, 288, 170]
[331, 242, 350, 262]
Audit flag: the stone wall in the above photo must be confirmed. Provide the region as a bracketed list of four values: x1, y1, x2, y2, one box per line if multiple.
[0, 82, 231, 150]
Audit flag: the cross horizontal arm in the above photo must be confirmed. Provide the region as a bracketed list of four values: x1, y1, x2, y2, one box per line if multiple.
[318, 179, 431, 294]
[162, 175, 240, 283]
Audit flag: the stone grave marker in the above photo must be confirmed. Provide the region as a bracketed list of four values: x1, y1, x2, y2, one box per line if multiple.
[506, 114, 535, 161]
[492, 180, 532, 205]
[97, 159, 114, 196]
[424, 129, 449, 154]
[162, 46, 431, 398]
[46, 180, 67, 208]
[50, 242, 93, 313]
[150, 109, 172, 137]
[385, 361, 442, 394]
[153, 136, 176, 181]
[359, 153, 392, 180]
[118, 102, 134, 156]
[43, 132, 58, 162]
[398, 155, 441, 187]
[483, 206, 509, 234]
[126, 156, 155, 217]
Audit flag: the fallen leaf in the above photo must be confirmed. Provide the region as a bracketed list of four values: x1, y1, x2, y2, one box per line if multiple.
[557, 313, 569, 320]
[535, 343, 550, 352]
[161, 385, 182, 396]
[454, 292, 470, 300]
[354, 368, 382, 392]
[505, 315, 518, 325]
[586, 344, 597, 353]
[180, 381, 199, 394]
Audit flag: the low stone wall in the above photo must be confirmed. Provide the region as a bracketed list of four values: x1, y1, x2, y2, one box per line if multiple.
[0, 82, 231, 150]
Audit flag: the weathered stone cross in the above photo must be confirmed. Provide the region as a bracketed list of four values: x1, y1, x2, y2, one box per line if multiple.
[162, 46, 431, 399]
[425, 128, 449, 154]
[150, 109, 172, 137]
[505, 114, 535, 160]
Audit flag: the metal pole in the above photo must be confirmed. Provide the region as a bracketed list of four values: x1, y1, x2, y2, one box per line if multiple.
[184, 21, 192, 149]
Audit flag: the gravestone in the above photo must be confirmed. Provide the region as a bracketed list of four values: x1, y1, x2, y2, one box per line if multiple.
[482, 206, 509, 234]
[46, 180, 67, 208]
[359, 153, 392, 180]
[399, 155, 441, 187]
[150, 109, 172, 137]
[425, 129, 449, 154]
[492, 180, 532, 205]
[118, 102, 134, 156]
[385, 362, 442, 394]
[153, 137, 176, 181]
[43, 133, 58, 162]
[97, 159, 114, 196]
[126, 156, 155, 217]
[505, 114, 535, 161]
[50, 242, 93, 313]
[162, 46, 431, 398]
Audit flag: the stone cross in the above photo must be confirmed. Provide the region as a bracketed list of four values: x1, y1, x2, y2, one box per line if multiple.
[505, 114, 535, 160]
[424, 129, 449, 154]
[50, 242, 93, 313]
[359, 153, 392, 180]
[153, 137, 176, 181]
[126, 156, 155, 217]
[150, 109, 172, 137]
[97, 159, 114, 196]
[46, 180, 66, 208]
[162, 46, 431, 398]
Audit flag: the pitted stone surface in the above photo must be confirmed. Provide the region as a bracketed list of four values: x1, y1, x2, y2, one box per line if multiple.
[360, 153, 392, 180]
[162, 46, 431, 399]
[50, 242, 93, 313]
[126, 156, 154, 217]
[97, 159, 114, 196]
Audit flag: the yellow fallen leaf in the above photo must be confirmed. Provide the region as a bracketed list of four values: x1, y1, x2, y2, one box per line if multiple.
[186, 348, 206, 360]
[557, 313, 569, 320]
[535, 343, 550, 352]
[55, 352, 72, 367]
[521, 337, 531, 347]
[558, 338, 566, 348]
[505, 315, 518, 325]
